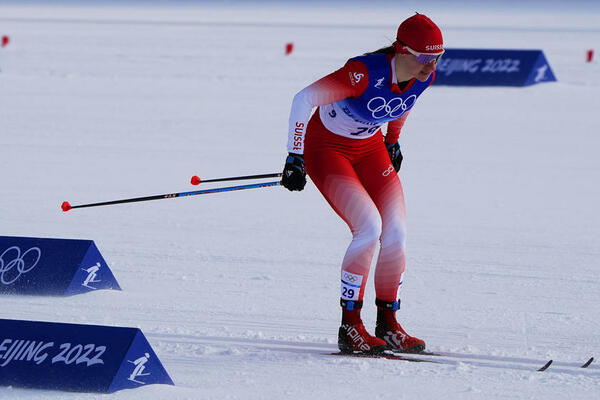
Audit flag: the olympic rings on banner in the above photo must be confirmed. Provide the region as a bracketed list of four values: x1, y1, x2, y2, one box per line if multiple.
[0, 246, 42, 285]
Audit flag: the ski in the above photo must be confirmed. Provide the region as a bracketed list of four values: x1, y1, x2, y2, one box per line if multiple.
[390, 350, 594, 372]
[327, 351, 440, 364]
[581, 357, 594, 368]
[327, 351, 554, 371]
[327, 347, 597, 373]
[538, 360, 553, 371]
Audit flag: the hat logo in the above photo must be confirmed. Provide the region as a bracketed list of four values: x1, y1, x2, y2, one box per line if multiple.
[425, 44, 443, 51]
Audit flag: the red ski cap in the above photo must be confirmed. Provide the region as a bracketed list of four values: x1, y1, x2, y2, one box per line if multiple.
[395, 13, 443, 54]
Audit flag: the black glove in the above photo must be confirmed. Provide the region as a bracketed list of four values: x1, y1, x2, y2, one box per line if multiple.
[281, 153, 306, 191]
[386, 141, 403, 172]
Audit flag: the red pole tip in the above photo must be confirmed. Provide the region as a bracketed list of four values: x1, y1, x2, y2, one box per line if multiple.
[190, 175, 201, 185]
[285, 42, 294, 55]
[1, 36, 8, 47]
[61, 201, 72, 212]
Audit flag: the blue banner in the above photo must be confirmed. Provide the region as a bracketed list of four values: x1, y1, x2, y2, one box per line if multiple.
[0, 236, 121, 296]
[433, 48, 556, 86]
[0, 319, 174, 393]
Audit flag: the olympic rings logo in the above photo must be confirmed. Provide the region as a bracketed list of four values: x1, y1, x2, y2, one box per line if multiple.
[0, 246, 42, 285]
[366, 95, 417, 119]
[342, 273, 358, 283]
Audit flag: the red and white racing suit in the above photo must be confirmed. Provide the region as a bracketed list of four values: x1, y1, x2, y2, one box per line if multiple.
[287, 52, 435, 304]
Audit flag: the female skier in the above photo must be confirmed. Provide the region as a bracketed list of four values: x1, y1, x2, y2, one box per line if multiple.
[281, 13, 444, 354]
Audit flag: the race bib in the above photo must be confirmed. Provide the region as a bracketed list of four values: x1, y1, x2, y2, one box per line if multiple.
[340, 271, 363, 301]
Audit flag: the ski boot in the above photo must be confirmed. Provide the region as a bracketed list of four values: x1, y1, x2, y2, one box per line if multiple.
[338, 299, 388, 354]
[375, 298, 425, 353]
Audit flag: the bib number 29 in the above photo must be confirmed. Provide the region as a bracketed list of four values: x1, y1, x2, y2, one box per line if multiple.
[341, 271, 362, 301]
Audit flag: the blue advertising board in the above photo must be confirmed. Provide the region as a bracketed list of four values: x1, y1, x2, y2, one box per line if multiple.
[0, 236, 121, 296]
[0, 319, 174, 393]
[433, 48, 556, 86]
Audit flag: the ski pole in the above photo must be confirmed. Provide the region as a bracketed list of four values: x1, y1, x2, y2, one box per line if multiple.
[190, 172, 282, 185]
[61, 181, 281, 212]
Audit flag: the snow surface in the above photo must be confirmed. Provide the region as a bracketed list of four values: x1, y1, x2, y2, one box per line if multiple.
[1, 1, 599, 399]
